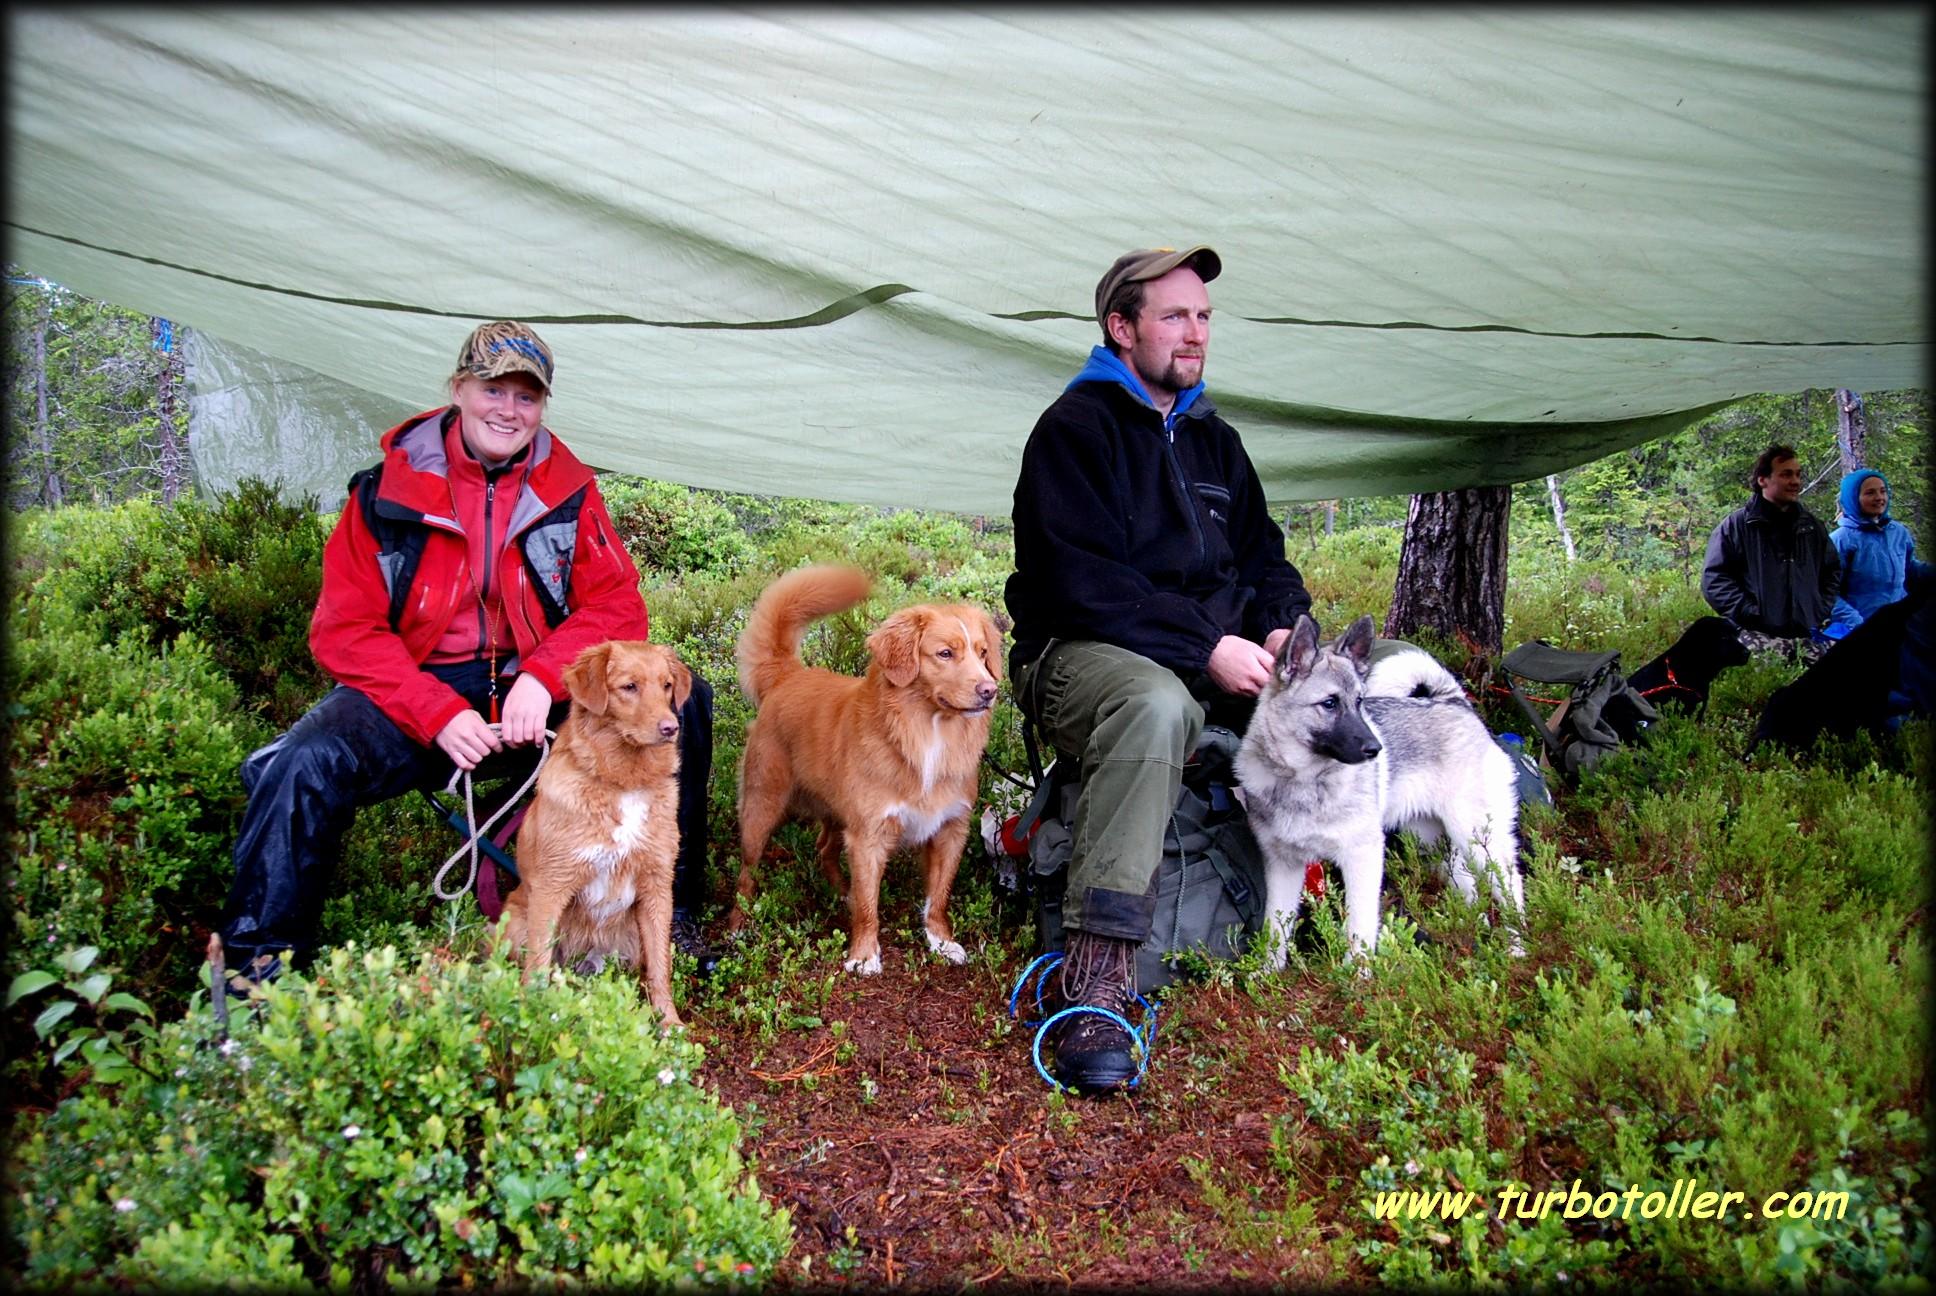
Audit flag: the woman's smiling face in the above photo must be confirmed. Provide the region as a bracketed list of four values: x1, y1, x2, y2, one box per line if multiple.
[1857, 476, 1889, 518]
[452, 372, 546, 462]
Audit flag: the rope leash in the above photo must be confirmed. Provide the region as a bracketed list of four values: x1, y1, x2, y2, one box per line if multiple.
[432, 726, 555, 902]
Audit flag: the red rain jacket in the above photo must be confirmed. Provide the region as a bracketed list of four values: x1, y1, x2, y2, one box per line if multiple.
[309, 407, 648, 745]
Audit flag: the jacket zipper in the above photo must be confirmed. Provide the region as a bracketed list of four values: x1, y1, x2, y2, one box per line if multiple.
[1158, 410, 1208, 574]
[478, 477, 496, 661]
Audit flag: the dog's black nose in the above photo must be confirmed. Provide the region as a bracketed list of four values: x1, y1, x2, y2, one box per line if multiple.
[1359, 739, 1383, 761]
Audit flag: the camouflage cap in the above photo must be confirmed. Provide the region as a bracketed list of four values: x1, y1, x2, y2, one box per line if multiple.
[1095, 245, 1222, 327]
[453, 321, 554, 393]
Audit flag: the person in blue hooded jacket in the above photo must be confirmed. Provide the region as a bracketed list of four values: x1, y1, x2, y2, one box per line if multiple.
[1828, 469, 1932, 633]
[1005, 246, 1311, 1095]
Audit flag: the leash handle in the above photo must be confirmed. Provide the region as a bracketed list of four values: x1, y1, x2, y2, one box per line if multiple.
[433, 726, 555, 904]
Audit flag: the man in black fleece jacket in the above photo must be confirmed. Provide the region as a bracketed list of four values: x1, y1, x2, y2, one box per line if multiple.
[1005, 246, 1310, 1094]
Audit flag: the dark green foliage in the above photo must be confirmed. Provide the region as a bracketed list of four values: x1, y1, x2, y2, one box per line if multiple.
[8, 937, 791, 1290]
[21, 478, 330, 729]
[5, 605, 259, 1013]
[5, 484, 329, 1083]
[600, 474, 756, 576]
[4, 268, 179, 509]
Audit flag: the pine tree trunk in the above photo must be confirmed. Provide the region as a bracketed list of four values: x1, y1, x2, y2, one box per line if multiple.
[34, 290, 62, 507]
[1384, 485, 1511, 660]
[1545, 474, 1576, 561]
[1835, 388, 1867, 475]
[154, 317, 187, 503]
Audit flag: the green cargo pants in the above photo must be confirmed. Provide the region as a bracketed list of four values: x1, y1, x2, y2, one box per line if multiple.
[1014, 640, 1205, 941]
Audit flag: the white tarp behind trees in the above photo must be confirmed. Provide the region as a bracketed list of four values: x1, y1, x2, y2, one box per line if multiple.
[8, 10, 1925, 511]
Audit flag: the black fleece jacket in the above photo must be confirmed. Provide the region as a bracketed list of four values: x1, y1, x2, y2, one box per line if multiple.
[1005, 379, 1311, 678]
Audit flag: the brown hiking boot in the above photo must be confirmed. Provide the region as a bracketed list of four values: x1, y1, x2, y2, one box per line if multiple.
[1042, 929, 1141, 1095]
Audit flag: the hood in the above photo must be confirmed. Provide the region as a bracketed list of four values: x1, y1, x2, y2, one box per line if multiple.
[1066, 345, 1206, 427]
[373, 406, 591, 529]
[1836, 468, 1891, 529]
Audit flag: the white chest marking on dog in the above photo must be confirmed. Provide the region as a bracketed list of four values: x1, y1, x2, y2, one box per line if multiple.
[576, 871, 638, 923]
[882, 799, 969, 845]
[573, 793, 652, 920]
[919, 712, 944, 793]
[609, 792, 652, 853]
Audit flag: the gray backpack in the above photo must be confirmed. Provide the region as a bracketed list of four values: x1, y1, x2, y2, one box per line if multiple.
[1014, 725, 1267, 991]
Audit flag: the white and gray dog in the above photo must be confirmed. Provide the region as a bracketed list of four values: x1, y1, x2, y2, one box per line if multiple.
[1234, 613, 1524, 962]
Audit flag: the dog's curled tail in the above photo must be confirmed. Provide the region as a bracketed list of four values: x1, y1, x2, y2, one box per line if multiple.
[1365, 648, 1467, 702]
[737, 564, 874, 705]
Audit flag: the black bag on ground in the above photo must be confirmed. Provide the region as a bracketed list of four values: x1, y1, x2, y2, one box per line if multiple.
[1015, 725, 1266, 993]
[1752, 583, 1932, 751]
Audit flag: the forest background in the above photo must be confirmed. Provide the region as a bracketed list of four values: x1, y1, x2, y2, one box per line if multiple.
[3, 270, 1928, 1291]
[7, 266, 1927, 577]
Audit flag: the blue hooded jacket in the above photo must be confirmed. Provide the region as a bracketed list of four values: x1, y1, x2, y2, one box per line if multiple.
[1830, 469, 1932, 629]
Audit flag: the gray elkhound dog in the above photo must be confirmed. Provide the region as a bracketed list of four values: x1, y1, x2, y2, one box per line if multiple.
[1234, 614, 1524, 962]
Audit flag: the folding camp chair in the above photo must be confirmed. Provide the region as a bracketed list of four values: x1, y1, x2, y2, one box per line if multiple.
[419, 779, 528, 921]
[1497, 641, 1657, 779]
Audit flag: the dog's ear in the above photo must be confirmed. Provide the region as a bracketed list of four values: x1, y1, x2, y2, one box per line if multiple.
[976, 608, 1005, 682]
[664, 652, 694, 710]
[564, 642, 612, 715]
[1277, 614, 1321, 682]
[868, 609, 924, 688]
[1338, 615, 1377, 676]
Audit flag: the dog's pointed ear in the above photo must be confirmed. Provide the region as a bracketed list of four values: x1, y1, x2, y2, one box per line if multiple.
[666, 653, 694, 710]
[1277, 614, 1322, 682]
[1338, 615, 1377, 676]
[564, 642, 612, 714]
[976, 609, 1005, 682]
[867, 610, 924, 688]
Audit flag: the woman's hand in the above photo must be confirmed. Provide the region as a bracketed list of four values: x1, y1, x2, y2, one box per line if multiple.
[498, 673, 554, 745]
[435, 709, 501, 771]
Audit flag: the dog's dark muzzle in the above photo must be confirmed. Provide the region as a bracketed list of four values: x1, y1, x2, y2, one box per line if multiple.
[1315, 719, 1382, 765]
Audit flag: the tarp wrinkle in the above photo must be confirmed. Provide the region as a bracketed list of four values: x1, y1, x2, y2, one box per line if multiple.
[7, 10, 1923, 512]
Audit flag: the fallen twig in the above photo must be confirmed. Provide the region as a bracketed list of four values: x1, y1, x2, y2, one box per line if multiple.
[749, 1039, 845, 1083]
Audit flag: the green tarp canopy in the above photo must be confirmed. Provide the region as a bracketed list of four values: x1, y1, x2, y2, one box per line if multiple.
[8, 10, 1925, 511]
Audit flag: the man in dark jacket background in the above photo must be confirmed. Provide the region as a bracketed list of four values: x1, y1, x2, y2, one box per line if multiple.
[1701, 443, 1839, 660]
[1005, 245, 1310, 1094]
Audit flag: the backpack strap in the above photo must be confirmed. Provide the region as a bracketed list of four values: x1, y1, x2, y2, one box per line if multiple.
[348, 463, 430, 634]
[1201, 823, 1263, 927]
[1016, 638, 1061, 785]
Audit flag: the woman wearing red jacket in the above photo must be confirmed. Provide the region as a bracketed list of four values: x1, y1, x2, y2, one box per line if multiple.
[219, 322, 718, 989]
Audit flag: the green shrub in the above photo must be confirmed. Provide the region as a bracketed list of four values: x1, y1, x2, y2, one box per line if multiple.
[6, 617, 258, 1004]
[18, 479, 330, 728]
[601, 475, 756, 576]
[9, 940, 792, 1290]
[5, 944, 158, 1090]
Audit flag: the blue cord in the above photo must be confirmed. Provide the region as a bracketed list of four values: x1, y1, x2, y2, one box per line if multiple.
[1027, 1006, 1155, 1091]
[1008, 954, 1159, 1091]
[1007, 951, 1063, 1025]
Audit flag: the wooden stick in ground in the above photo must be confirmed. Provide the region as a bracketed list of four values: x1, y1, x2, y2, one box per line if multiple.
[208, 932, 229, 1033]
